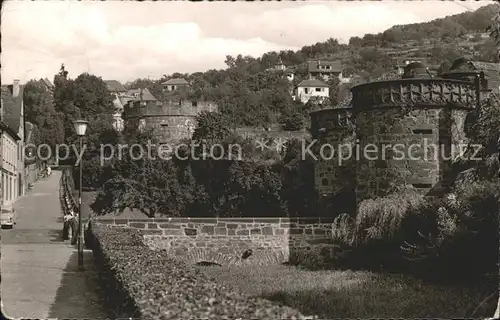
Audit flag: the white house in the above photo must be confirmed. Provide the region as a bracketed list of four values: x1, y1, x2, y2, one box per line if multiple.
[296, 79, 329, 104]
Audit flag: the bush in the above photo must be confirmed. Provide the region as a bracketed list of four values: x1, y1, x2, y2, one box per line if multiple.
[398, 180, 499, 281]
[437, 180, 499, 279]
[355, 190, 426, 245]
[90, 223, 306, 319]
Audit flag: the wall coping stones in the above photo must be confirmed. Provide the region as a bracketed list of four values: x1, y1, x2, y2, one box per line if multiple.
[91, 216, 343, 225]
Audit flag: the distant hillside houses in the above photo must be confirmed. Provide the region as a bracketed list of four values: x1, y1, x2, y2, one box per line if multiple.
[105, 80, 158, 132]
[296, 79, 329, 104]
[307, 59, 350, 83]
[162, 78, 190, 92]
[266, 57, 295, 81]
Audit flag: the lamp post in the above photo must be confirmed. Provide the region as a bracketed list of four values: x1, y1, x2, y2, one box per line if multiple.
[73, 120, 88, 270]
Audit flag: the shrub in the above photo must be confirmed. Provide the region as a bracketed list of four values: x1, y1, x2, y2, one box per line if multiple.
[355, 190, 426, 245]
[90, 223, 306, 319]
[399, 180, 499, 281]
[439, 180, 499, 278]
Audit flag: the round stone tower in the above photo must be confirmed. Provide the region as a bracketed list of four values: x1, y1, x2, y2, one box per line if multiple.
[123, 99, 217, 144]
[351, 63, 477, 202]
[309, 106, 355, 213]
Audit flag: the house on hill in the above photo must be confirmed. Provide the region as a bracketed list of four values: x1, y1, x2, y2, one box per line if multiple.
[162, 78, 190, 92]
[296, 79, 329, 104]
[308, 59, 348, 82]
[1, 80, 25, 211]
[266, 57, 295, 81]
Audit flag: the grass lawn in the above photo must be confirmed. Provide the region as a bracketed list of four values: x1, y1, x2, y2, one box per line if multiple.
[197, 264, 497, 318]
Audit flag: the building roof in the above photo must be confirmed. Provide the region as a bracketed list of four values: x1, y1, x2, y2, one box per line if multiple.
[112, 95, 124, 111]
[104, 80, 127, 92]
[449, 58, 500, 91]
[125, 88, 157, 101]
[41, 78, 54, 90]
[298, 79, 329, 88]
[284, 69, 295, 75]
[119, 95, 135, 106]
[0, 84, 23, 140]
[162, 78, 190, 86]
[308, 60, 342, 73]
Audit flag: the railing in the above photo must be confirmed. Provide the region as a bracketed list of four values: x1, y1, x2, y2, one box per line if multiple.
[59, 169, 78, 217]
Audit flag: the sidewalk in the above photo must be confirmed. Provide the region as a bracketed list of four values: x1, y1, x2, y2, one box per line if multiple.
[1, 170, 110, 319]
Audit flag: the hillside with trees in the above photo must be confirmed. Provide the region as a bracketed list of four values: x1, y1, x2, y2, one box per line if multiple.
[123, 4, 500, 131]
[86, 4, 500, 289]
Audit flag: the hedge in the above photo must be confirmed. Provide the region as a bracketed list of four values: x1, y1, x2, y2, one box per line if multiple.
[90, 223, 307, 319]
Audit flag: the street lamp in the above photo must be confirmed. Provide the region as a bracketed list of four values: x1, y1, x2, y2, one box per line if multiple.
[73, 119, 88, 270]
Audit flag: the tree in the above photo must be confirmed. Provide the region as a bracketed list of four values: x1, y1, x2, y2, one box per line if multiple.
[281, 111, 304, 131]
[73, 73, 115, 117]
[53, 64, 81, 143]
[23, 80, 64, 153]
[192, 111, 233, 143]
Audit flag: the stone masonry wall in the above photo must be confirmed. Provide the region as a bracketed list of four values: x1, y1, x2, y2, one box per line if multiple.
[91, 217, 339, 266]
[355, 107, 442, 201]
[310, 107, 355, 198]
[123, 100, 218, 144]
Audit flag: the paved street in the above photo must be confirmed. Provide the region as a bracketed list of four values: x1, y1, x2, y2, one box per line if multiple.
[1, 170, 110, 319]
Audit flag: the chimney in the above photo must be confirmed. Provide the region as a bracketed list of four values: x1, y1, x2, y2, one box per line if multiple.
[13, 79, 20, 97]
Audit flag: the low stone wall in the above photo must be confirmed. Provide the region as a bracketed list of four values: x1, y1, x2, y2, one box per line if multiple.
[91, 216, 339, 266]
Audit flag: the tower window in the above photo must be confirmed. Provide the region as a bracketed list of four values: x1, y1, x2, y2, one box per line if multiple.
[412, 129, 433, 135]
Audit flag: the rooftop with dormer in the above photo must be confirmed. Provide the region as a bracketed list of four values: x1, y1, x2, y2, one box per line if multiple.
[308, 59, 342, 74]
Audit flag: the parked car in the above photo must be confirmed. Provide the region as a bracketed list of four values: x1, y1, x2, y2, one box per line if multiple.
[1, 206, 16, 229]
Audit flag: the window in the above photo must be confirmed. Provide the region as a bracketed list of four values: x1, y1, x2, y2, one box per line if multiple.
[315, 88, 322, 92]
[191, 101, 198, 107]
[412, 183, 432, 189]
[160, 123, 168, 127]
[412, 129, 433, 135]
[8, 176, 11, 201]
[171, 85, 175, 91]
[304, 88, 309, 94]
[321, 178, 329, 186]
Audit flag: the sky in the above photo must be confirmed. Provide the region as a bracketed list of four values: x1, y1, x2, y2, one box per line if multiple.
[0, 0, 495, 84]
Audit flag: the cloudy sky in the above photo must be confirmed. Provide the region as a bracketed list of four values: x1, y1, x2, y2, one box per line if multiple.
[1, 0, 494, 84]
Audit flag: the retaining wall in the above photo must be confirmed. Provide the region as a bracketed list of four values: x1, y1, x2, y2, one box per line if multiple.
[91, 216, 339, 266]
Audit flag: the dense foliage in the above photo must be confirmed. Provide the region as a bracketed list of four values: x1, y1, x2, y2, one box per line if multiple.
[89, 223, 305, 319]
[91, 111, 316, 218]
[121, 5, 499, 129]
